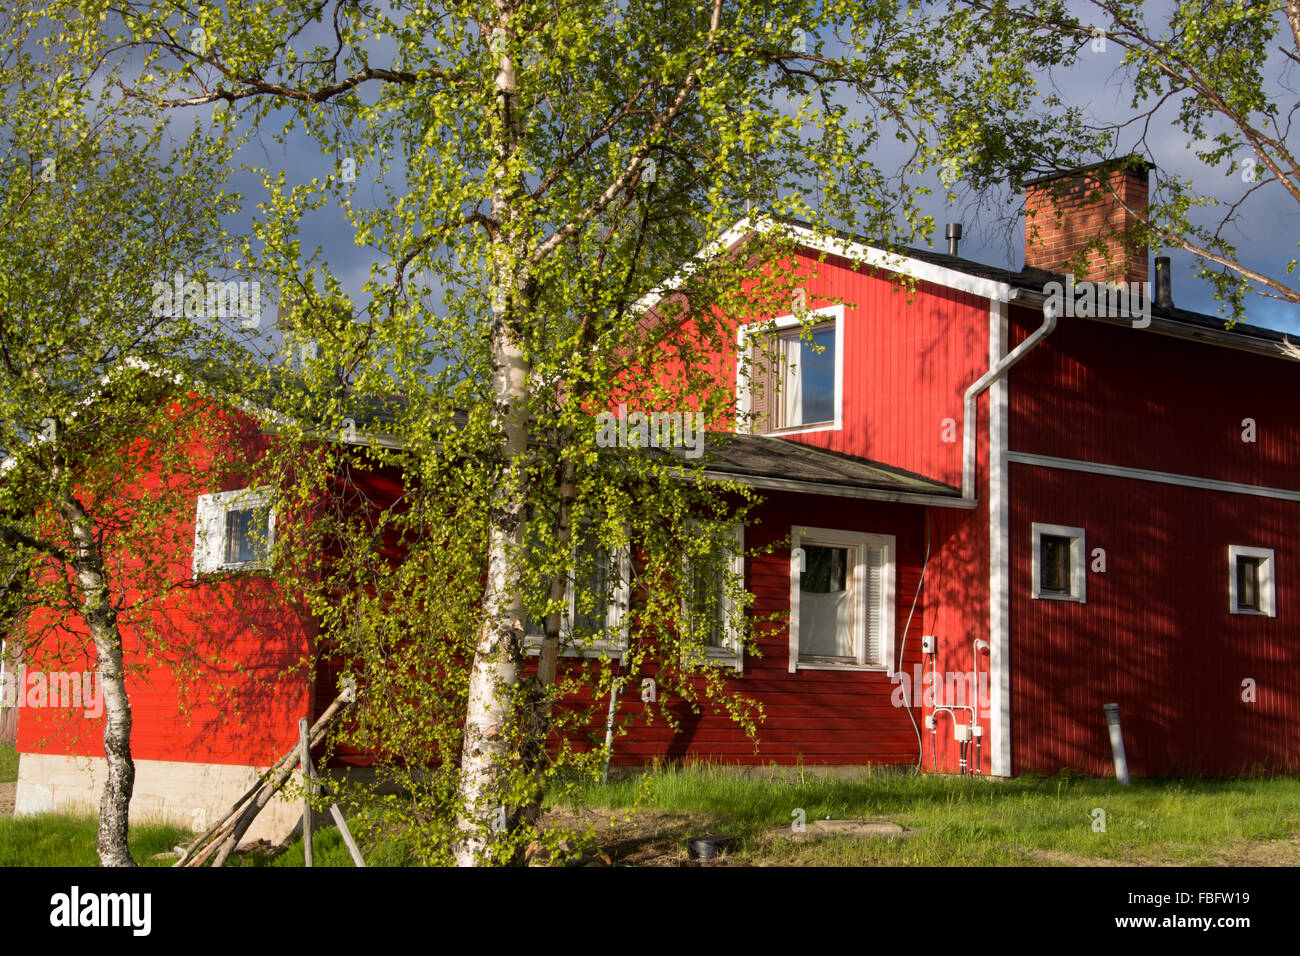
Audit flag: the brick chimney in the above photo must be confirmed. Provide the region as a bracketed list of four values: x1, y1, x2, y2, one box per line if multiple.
[1023, 158, 1152, 285]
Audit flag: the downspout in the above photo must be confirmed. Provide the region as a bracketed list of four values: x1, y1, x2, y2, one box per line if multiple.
[962, 294, 1057, 500]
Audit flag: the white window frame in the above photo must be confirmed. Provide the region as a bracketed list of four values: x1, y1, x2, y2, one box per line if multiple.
[1031, 522, 1086, 603]
[1229, 544, 1276, 617]
[192, 487, 276, 577]
[736, 304, 844, 436]
[788, 526, 895, 673]
[681, 522, 745, 672]
[524, 542, 632, 659]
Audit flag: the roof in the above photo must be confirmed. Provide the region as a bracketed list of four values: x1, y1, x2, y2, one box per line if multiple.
[768, 215, 1295, 360]
[662, 433, 973, 509]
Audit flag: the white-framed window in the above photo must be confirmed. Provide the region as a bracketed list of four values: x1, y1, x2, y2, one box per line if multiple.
[736, 304, 843, 436]
[524, 525, 631, 658]
[788, 526, 894, 672]
[1229, 545, 1275, 617]
[1031, 522, 1086, 602]
[192, 488, 275, 577]
[682, 522, 745, 671]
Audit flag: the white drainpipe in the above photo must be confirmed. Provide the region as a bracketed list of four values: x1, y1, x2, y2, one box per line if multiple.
[962, 296, 1057, 499]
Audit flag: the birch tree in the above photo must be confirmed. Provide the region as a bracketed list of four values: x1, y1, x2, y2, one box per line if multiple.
[79, 0, 1052, 864]
[0, 9, 245, 865]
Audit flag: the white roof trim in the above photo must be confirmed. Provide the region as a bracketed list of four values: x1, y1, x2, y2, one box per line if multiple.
[637, 216, 1012, 314]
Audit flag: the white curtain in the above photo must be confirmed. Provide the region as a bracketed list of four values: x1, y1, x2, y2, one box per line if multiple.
[782, 338, 802, 427]
[800, 588, 852, 658]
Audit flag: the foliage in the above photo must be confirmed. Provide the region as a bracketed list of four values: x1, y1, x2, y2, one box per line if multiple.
[54, 0, 1076, 863]
[942, 0, 1300, 320]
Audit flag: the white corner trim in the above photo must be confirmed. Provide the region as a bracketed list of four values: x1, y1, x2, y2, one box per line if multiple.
[736, 305, 844, 436]
[987, 298, 1012, 778]
[1007, 451, 1300, 503]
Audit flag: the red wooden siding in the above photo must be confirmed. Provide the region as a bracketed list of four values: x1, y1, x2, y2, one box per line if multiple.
[698, 249, 991, 487]
[16, 413, 314, 768]
[598, 492, 931, 767]
[1006, 306, 1300, 775]
[1008, 463, 1300, 776]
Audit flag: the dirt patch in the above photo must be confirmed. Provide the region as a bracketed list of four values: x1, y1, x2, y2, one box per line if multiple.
[0, 781, 14, 817]
[540, 807, 721, 866]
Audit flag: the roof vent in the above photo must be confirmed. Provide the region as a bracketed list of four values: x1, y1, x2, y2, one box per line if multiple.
[945, 222, 963, 257]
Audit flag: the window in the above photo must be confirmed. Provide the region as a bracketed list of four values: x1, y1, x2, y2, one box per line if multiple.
[524, 525, 631, 657]
[737, 305, 843, 435]
[1229, 545, 1275, 616]
[788, 527, 894, 672]
[1031, 523, 1085, 602]
[683, 523, 745, 671]
[192, 488, 275, 576]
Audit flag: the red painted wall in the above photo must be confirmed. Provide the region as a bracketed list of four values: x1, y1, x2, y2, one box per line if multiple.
[710, 249, 990, 489]
[601, 491, 932, 766]
[1007, 310, 1300, 775]
[16, 411, 314, 769]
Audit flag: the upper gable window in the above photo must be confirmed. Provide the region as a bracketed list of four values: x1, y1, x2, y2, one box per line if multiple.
[737, 305, 843, 435]
[193, 488, 275, 576]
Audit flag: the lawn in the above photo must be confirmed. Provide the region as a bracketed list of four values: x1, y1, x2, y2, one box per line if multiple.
[547, 764, 1300, 866]
[2, 763, 1297, 865]
[0, 743, 16, 784]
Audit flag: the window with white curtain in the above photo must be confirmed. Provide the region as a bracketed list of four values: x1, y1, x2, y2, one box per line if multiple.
[788, 527, 894, 672]
[737, 305, 843, 435]
[192, 488, 275, 577]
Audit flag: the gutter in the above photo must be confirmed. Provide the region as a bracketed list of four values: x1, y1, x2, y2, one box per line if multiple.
[962, 289, 1055, 499]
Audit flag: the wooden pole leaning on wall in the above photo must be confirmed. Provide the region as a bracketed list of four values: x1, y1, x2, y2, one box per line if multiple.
[174, 690, 353, 867]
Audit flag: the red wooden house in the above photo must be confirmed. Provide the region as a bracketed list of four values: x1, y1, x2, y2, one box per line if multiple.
[12, 159, 1300, 834]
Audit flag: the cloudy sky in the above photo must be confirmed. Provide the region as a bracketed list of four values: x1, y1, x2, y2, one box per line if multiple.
[209, 0, 1299, 336]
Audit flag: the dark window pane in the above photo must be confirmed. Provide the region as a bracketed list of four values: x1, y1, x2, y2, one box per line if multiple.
[1237, 557, 1261, 610]
[802, 545, 848, 594]
[571, 527, 611, 636]
[225, 507, 269, 564]
[799, 325, 836, 424]
[1040, 535, 1071, 594]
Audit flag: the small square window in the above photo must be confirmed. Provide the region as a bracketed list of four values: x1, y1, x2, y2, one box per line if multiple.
[1229, 545, 1275, 617]
[193, 488, 275, 576]
[1031, 523, 1085, 602]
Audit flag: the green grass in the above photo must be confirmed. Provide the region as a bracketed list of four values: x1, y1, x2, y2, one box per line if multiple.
[0, 813, 192, 867]
[0, 743, 17, 783]
[554, 764, 1300, 865]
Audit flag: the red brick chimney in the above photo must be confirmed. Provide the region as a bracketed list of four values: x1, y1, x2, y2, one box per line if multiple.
[1023, 158, 1152, 285]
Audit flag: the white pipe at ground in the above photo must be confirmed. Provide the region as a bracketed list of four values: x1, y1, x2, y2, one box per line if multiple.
[1103, 702, 1130, 786]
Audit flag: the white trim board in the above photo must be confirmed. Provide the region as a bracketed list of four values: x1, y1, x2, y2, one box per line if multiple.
[1007, 451, 1300, 502]
[988, 298, 1012, 779]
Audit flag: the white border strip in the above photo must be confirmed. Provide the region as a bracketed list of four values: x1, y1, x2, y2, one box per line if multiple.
[1007, 451, 1300, 502]
[988, 299, 1012, 778]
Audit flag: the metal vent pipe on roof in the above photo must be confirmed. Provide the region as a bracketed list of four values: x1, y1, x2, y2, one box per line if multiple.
[1155, 256, 1174, 310]
[946, 222, 963, 257]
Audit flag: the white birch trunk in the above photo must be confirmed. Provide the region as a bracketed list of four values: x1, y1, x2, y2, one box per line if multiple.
[59, 491, 136, 867]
